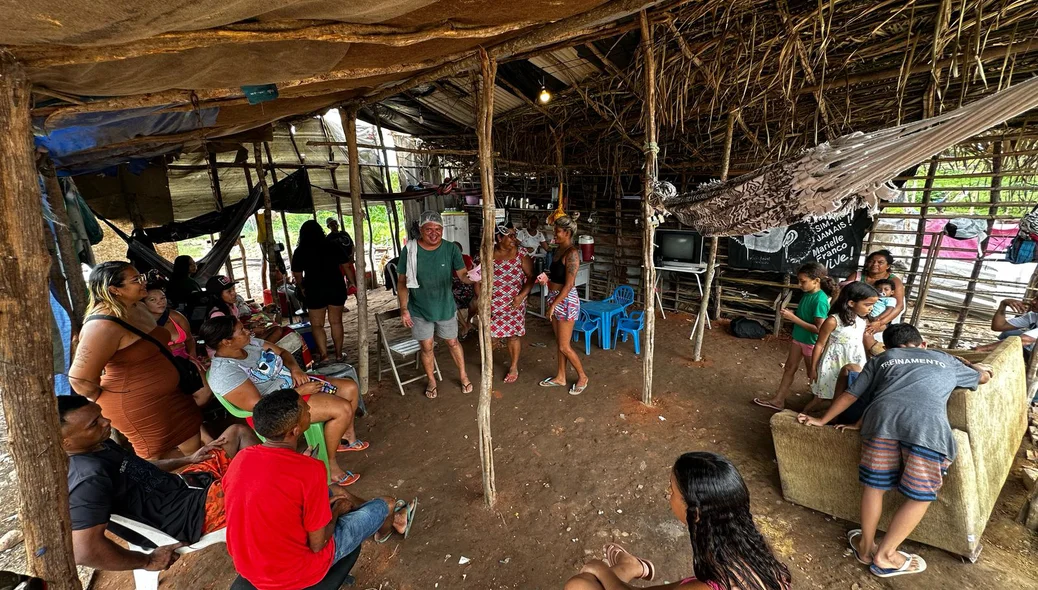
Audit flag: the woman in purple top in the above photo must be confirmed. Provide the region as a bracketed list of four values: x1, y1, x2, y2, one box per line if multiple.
[564, 452, 791, 590]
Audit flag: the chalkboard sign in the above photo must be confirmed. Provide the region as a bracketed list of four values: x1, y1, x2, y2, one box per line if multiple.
[727, 210, 871, 276]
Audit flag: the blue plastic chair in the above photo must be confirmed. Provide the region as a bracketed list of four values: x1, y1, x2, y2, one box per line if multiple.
[604, 285, 636, 312]
[614, 311, 645, 355]
[572, 310, 600, 355]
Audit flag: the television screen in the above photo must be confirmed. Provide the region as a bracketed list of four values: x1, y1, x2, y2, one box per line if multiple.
[655, 230, 704, 265]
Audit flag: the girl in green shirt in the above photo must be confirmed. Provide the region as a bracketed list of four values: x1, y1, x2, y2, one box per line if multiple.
[754, 263, 836, 411]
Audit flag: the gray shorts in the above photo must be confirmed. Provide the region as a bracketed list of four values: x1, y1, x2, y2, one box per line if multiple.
[412, 312, 458, 341]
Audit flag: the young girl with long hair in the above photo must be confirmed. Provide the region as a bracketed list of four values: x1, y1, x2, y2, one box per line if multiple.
[754, 262, 836, 411]
[564, 452, 791, 590]
[805, 282, 879, 414]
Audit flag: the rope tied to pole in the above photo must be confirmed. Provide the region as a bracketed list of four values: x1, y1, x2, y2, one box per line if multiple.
[642, 141, 660, 155]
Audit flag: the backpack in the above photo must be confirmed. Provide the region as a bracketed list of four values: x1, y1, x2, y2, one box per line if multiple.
[730, 317, 767, 339]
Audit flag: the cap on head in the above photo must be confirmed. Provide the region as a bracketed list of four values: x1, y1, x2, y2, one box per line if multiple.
[205, 275, 237, 293]
[420, 210, 443, 228]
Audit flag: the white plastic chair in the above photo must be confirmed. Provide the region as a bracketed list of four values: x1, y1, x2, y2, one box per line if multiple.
[108, 514, 226, 590]
[376, 308, 442, 395]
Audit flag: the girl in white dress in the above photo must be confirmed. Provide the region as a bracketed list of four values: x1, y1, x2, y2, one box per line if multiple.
[807, 282, 879, 414]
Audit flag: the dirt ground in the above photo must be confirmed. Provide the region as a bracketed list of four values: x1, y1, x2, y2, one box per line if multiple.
[4, 288, 1036, 589]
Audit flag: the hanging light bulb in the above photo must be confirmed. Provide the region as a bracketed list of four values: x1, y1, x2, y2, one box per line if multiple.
[417, 107, 425, 125]
[538, 86, 552, 104]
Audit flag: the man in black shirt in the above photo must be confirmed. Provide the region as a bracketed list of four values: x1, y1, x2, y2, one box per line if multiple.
[325, 218, 358, 290]
[59, 395, 258, 572]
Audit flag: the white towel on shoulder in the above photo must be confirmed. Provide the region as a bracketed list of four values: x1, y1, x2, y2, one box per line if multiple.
[405, 243, 420, 289]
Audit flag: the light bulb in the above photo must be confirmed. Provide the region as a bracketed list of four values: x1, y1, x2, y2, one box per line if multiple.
[538, 88, 552, 104]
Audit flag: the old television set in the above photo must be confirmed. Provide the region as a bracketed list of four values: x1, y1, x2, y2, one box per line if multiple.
[654, 229, 704, 268]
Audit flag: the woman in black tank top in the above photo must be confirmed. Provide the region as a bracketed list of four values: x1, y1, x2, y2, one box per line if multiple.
[540, 216, 589, 395]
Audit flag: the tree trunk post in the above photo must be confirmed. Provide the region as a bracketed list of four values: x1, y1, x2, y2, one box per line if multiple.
[639, 12, 658, 406]
[342, 108, 370, 395]
[692, 111, 736, 362]
[475, 47, 498, 507]
[0, 51, 82, 590]
[373, 111, 403, 256]
[40, 158, 88, 333]
[253, 143, 280, 317]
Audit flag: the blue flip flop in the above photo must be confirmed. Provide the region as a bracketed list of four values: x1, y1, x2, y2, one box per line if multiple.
[870, 552, 926, 578]
[375, 500, 408, 543]
[846, 529, 870, 565]
[403, 497, 418, 539]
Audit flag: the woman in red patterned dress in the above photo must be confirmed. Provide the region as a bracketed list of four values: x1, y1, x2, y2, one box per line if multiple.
[489, 224, 535, 383]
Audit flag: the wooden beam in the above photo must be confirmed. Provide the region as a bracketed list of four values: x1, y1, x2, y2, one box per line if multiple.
[308, 141, 481, 157]
[40, 157, 89, 333]
[373, 111, 403, 256]
[16, 20, 543, 68]
[639, 11, 658, 407]
[0, 51, 82, 590]
[253, 143, 280, 317]
[692, 111, 735, 362]
[475, 48, 498, 508]
[341, 108, 370, 395]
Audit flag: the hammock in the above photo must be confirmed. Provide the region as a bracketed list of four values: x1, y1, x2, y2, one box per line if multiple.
[650, 75, 1038, 237]
[95, 184, 262, 281]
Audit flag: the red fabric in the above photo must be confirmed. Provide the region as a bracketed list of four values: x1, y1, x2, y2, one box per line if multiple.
[462, 254, 474, 271]
[244, 394, 311, 429]
[224, 445, 334, 590]
[490, 253, 527, 338]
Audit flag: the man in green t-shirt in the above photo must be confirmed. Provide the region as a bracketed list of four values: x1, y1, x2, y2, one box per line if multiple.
[397, 211, 475, 399]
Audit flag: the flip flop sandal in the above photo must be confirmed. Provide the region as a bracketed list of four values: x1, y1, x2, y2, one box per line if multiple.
[569, 381, 588, 395]
[503, 372, 519, 384]
[752, 397, 784, 411]
[869, 552, 926, 578]
[425, 387, 438, 399]
[603, 543, 654, 581]
[403, 497, 419, 539]
[461, 381, 474, 394]
[846, 529, 871, 565]
[375, 500, 408, 543]
[337, 439, 369, 453]
[332, 471, 361, 487]
[539, 378, 566, 387]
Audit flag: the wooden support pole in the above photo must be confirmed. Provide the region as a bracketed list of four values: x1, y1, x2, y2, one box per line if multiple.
[692, 112, 736, 362]
[475, 48, 498, 507]
[0, 52, 82, 590]
[263, 142, 297, 254]
[40, 159, 88, 333]
[373, 112, 402, 256]
[950, 141, 1002, 347]
[253, 143, 280, 317]
[905, 157, 939, 301]
[342, 108, 370, 395]
[639, 12, 658, 407]
[909, 232, 944, 326]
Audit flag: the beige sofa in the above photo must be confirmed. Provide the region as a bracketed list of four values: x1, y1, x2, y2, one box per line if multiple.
[770, 338, 1029, 560]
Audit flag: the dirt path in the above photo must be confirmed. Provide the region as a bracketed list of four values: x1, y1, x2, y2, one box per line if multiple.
[72, 293, 1038, 589]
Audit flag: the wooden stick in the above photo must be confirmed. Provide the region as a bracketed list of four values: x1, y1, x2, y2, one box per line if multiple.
[310, 141, 482, 157]
[0, 51, 82, 590]
[904, 157, 939, 301]
[639, 11, 658, 407]
[39, 156, 88, 333]
[692, 111, 736, 362]
[372, 112, 402, 256]
[909, 232, 944, 326]
[16, 21, 543, 68]
[475, 48, 498, 508]
[253, 143, 281, 318]
[342, 108, 370, 395]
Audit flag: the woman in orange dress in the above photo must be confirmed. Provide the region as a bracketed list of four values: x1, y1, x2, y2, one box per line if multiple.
[70, 261, 203, 459]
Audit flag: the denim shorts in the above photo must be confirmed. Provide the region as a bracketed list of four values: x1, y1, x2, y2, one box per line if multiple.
[411, 312, 458, 341]
[332, 498, 390, 561]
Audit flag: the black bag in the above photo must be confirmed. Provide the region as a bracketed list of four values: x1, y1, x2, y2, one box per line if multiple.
[86, 314, 205, 394]
[730, 317, 767, 339]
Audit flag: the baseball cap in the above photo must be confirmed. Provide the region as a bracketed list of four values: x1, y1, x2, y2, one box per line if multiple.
[205, 275, 238, 293]
[420, 210, 443, 227]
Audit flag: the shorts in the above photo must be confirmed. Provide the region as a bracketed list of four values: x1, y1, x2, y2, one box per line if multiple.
[304, 284, 347, 309]
[179, 448, 232, 535]
[858, 437, 951, 502]
[547, 289, 580, 322]
[795, 341, 815, 358]
[411, 313, 458, 341]
[331, 498, 390, 560]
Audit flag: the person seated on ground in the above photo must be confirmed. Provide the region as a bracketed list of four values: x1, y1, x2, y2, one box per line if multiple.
[224, 389, 417, 590]
[798, 324, 992, 579]
[59, 395, 259, 572]
[205, 275, 284, 343]
[974, 297, 1037, 355]
[564, 452, 791, 590]
[867, 279, 897, 322]
[199, 316, 367, 486]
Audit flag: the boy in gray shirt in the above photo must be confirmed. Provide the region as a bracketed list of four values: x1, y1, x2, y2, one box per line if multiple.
[799, 324, 992, 579]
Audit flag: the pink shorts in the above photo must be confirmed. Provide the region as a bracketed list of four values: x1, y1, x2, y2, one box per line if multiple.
[795, 341, 815, 358]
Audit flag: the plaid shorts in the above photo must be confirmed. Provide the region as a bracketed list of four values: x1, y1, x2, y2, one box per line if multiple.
[858, 437, 951, 502]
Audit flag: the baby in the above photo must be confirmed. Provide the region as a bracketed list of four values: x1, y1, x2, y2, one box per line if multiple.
[868, 279, 897, 320]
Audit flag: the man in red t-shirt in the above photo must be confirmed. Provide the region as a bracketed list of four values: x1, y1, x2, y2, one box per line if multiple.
[224, 389, 417, 590]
